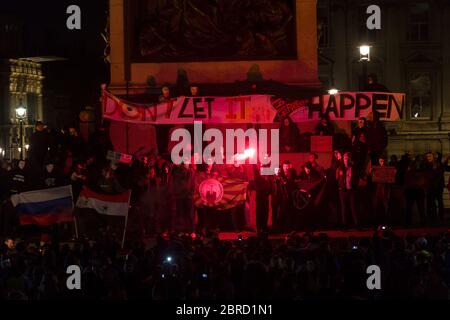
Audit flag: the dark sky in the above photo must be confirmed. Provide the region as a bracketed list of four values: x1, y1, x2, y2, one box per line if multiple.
[0, 0, 110, 126]
[1, 0, 108, 61]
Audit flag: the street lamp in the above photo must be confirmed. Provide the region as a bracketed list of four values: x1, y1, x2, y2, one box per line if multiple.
[359, 45, 371, 61]
[16, 106, 26, 118]
[328, 88, 339, 95]
[358, 45, 371, 91]
[15, 103, 27, 160]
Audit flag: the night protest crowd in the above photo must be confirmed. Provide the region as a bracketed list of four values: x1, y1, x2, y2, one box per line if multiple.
[0, 109, 450, 299]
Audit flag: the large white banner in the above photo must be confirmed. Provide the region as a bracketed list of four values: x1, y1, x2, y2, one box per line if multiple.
[102, 90, 405, 124]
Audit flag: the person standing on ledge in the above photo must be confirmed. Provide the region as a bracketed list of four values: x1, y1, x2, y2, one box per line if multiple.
[315, 113, 335, 136]
[364, 73, 390, 92]
[190, 84, 199, 96]
[29, 121, 50, 174]
[249, 165, 272, 235]
[336, 152, 359, 229]
[158, 85, 172, 103]
[279, 117, 300, 153]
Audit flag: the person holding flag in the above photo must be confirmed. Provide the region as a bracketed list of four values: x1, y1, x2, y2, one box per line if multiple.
[76, 186, 131, 247]
[11, 185, 75, 228]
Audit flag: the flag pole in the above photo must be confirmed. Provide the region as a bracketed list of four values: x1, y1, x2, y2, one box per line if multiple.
[121, 191, 131, 249]
[73, 213, 79, 240]
[69, 185, 79, 239]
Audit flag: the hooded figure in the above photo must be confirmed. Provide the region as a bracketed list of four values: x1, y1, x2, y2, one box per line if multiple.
[279, 117, 300, 152]
[40, 161, 65, 189]
[7, 160, 29, 194]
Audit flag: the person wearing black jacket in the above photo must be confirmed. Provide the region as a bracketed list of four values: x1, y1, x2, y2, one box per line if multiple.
[352, 117, 369, 177]
[70, 162, 87, 203]
[279, 117, 300, 153]
[88, 127, 114, 162]
[7, 160, 29, 194]
[28, 121, 50, 174]
[249, 166, 272, 235]
[3, 160, 28, 236]
[298, 162, 322, 182]
[368, 112, 388, 165]
[336, 153, 359, 228]
[324, 150, 343, 228]
[170, 163, 195, 233]
[67, 127, 85, 161]
[284, 167, 298, 232]
[315, 114, 335, 136]
[365, 74, 390, 92]
[39, 161, 65, 189]
[422, 152, 445, 221]
[306, 153, 325, 178]
[404, 157, 427, 226]
[271, 168, 288, 233]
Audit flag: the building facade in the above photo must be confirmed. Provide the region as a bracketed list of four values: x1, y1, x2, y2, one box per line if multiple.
[107, 0, 450, 158]
[0, 59, 44, 159]
[317, 0, 450, 156]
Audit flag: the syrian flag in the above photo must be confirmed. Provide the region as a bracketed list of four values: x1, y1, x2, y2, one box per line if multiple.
[11, 185, 74, 226]
[76, 187, 131, 216]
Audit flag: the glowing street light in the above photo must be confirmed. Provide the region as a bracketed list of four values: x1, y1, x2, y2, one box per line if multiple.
[358, 45, 371, 90]
[15, 106, 27, 118]
[359, 45, 371, 61]
[328, 88, 339, 95]
[15, 102, 27, 160]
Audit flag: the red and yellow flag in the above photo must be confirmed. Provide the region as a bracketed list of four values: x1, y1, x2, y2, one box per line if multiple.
[194, 176, 248, 210]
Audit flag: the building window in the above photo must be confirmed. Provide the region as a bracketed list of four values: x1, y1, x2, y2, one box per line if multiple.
[409, 3, 429, 42]
[409, 73, 431, 120]
[317, 7, 329, 47]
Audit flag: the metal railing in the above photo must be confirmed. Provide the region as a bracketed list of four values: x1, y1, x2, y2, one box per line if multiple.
[0, 124, 35, 160]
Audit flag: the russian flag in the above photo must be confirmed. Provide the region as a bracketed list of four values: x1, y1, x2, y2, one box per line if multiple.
[11, 185, 74, 226]
[76, 187, 131, 216]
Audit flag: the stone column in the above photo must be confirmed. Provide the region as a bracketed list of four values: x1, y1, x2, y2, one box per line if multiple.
[297, 0, 320, 85]
[332, 3, 348, 90]
[109, 0, 126, 91]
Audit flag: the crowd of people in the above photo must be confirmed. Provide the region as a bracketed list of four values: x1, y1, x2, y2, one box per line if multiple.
[0, 111, 449, 239]
[0, 80, 449, 300]
[1, 229, 449, 300]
